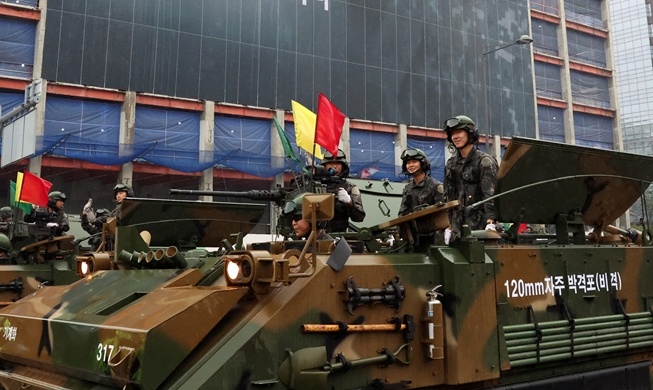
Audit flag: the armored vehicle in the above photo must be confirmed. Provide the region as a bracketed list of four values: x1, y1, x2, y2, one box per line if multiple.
[0, 138, 652, 390]
[0, 215, 91, 305]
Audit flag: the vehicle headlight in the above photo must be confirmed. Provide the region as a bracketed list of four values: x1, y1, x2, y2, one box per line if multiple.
[75, 253, 112, 277]
[224, 254, 254, 285]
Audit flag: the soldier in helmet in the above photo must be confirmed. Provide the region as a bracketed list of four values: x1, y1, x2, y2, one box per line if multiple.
[0, 207, 12, 234]
[0, 207, 12, 222]
[24, 191, 70, 237]
[398, 148, 445, 245]
[81, 208, 110, 250]
[443, 115, 498, 241]
[319, 149, 365, 232]
[110, 183, 134, 219]
[0, 233, 11, 263]
[283, 194, 330, 240]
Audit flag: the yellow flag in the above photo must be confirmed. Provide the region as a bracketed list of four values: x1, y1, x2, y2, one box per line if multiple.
[291, 100, 324, 159]
[15, 172, 24, 203]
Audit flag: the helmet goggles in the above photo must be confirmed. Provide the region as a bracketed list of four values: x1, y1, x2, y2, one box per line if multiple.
[444, 117, 475, 131]
[49, 192, 67, 202]
[400, 149, 424, 160]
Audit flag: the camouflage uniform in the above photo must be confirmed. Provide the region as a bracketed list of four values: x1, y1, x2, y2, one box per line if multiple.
[324, 180, 365, 233]
[399, 176, 445, 237]
[24, 207, 70, 237]
[445, 146, 498, 234]
[81, 210, 110, 250]
[109, 206, 120, 220]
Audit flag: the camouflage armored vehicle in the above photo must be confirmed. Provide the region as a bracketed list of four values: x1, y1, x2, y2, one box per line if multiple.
[0, 138, 652, 389]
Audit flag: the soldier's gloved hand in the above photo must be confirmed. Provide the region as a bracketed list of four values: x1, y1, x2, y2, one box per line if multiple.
[485, 223, 497, 231]
[336, 188, 351, 204]
[46, 222, 59, 228]
[444, 228, 452, 245]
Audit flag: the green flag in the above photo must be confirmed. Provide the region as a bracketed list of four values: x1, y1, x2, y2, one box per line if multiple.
[273, 117, 305, 171]
[10, 181, 33, 214]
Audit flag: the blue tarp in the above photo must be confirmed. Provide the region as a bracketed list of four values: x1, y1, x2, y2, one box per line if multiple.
[406, 137, 446, 182]
[12, 95, 449, 180]
[0, 17, 35, 78]
[215, 115, 286, 178]
[135, 106, 205, 172]
[42, 97, 134, 164]
[349, 129, 400, 181]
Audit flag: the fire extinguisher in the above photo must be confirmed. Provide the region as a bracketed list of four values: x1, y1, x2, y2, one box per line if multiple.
[422, 285, 444, 359]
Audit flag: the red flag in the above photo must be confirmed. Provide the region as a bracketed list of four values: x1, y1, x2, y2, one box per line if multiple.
[18, 171, 52, 208]
[315, 93, 345, 156]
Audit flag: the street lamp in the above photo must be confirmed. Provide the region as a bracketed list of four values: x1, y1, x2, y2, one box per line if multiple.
[483, 34, 533, 157]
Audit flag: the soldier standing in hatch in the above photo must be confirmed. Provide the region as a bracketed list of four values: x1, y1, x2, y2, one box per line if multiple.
[319, 149, 365, 232]
[24, 191, 70, 237]
[110, 183, 134, 219]
[0, 207, 12, 234]
[443, 115, 498, 241]
[81, 208, 111, 250]
[398, 148, 445, 245]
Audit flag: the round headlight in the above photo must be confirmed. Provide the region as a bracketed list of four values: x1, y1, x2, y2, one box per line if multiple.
[227, 260, 240, 280]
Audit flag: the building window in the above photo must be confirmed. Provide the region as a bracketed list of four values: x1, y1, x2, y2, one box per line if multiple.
[0, 17, 36, 79]
[532, 19, 559, 56]
[535, 62, 563, 99]
[567, 30, 607, 68]
[564, 0, 604, 30]
[574, 112, 614, 150]
[570, 70, 611, 109]
[530, 0, 559, 16]
[538, 106, 565, 142]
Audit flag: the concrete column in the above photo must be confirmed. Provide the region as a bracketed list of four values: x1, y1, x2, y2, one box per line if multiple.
[199, 101, 215, 202]
[558, 1, 576, 144]
[492, 135, 502, 165]
[32, 0, 47, 79]
[27, 79, 47, 176]
[527, 6, 540, 139]
[602, 1, 629, 228]
[394, 124, 408, 175]
[270, 109, 286, 234]
[118, 91, 136, 186]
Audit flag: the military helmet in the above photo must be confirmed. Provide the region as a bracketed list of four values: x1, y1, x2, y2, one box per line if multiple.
[283, 193, 306, 219]
[0, 207, 12, 220]
[400, 148, 431, 175]
[48, 191, 67, 202]
[96, 208, 110, 217]
[320, 149, 350, 176]
[0, 234, 10, 252]
[47, 191, 67, 209]
[443, 115, 479, 145]
[113, 183, 134, 197]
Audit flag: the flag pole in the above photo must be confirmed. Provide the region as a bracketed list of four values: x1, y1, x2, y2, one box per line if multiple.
[311, 102, 320, 194]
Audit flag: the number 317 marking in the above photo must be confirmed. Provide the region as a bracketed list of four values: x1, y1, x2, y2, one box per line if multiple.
[96, 343, 114, 363]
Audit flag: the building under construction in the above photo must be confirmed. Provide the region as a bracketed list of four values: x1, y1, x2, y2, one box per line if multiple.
[0, 0, 620, 231]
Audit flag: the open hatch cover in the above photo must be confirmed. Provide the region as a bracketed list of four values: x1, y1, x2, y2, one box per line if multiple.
[495, 137, 653, 227]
